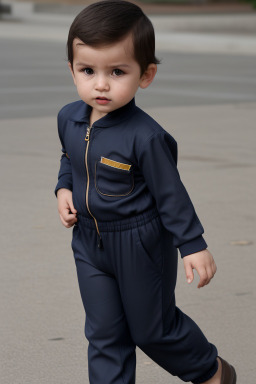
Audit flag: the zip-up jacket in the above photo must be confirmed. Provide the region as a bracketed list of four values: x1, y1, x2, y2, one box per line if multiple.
[55, 98, 207, 257]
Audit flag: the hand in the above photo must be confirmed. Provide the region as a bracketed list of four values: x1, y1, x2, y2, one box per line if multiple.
[57, 188, 77, 228]
[183, 249, 217, 288]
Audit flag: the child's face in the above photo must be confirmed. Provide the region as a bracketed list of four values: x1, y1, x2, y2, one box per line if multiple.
[69, 34, 156, 123]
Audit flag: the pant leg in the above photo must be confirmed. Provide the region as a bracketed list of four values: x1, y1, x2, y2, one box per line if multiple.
[72, 223, 136, 384]
[112, 215, 218, 384]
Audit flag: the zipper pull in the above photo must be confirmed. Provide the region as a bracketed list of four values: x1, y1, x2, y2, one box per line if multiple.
[97, 234, 103, 249]
[85, 125, 92, 141]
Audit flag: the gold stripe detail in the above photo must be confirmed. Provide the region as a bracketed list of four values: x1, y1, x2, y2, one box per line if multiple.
[66, 153, 70, 159]
[101, 157, 131, 171]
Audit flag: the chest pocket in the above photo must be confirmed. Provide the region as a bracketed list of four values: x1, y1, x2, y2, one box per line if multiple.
[95, 156, 134, 197]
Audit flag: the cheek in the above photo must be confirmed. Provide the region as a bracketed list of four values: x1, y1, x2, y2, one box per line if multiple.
[116, 90, 131, 102]
[71, 70, 82, 86]
[115, 81, 138, 99]
[76, 79, 89, 92]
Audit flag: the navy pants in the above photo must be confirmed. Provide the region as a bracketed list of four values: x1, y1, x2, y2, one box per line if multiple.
[72, 207, 218, 383]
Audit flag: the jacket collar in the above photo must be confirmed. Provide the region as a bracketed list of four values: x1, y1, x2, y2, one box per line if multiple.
[68, 98, 137, 127]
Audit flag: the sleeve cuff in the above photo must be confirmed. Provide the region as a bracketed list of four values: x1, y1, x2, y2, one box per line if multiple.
[54, 181, 73, 197]
[179, 235, 208, 258]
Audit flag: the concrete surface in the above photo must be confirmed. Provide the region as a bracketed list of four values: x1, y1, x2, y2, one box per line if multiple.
[2, 0, 255, 16]
[1, 102, 255, 384]
[1, 1, 256, 55]
[0, 5, 256, 384]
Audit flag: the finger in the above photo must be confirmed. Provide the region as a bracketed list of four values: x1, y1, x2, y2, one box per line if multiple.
[184, 261, 194, 284]
[197, 267, 208, 288]
[68, 199, 77, 214]
[206, 266, 214, 284]
[65, 213, 77, 223]
[62, 209, 75, 222]
[68, 217, 78, 226]
[59, 214, 70, 228]
[212, 260, 217, 275]
[62, 219, 75, 228]
[60, 212, 77, 228]
[58, 204, 69, 217]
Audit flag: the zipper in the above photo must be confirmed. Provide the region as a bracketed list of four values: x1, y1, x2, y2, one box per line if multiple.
[85, 125, 103, 249]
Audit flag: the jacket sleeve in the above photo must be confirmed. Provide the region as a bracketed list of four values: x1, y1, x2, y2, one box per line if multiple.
[137, 131, 207, 257]
[54, 111, 73, 196]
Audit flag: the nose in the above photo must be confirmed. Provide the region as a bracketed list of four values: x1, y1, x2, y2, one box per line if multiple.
[95, 75, 110, 92]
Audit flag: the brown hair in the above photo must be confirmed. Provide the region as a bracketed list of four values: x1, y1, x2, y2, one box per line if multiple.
[67, 0, 160, 75]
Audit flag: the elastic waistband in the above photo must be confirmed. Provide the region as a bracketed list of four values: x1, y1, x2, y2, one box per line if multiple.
[77, 206, 159, 232]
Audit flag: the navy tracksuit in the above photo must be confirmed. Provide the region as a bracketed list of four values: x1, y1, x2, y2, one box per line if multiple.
[55, 98, 218, 383]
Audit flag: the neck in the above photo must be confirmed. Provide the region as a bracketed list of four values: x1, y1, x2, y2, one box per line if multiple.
[90, 108, 107, 126]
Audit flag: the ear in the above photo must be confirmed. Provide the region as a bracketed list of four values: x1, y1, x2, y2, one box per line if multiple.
[68, 61, 77, 86]
[139, 64, 157, 89]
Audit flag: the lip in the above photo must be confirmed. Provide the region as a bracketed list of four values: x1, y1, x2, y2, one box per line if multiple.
[95, 97, 111, 105]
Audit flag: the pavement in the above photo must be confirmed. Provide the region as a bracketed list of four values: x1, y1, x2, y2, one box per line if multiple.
[2, 0, 256, 14]
[1, 102, 256, 384]
[0, 3, 256, 384]
[1, 0, 256, 55]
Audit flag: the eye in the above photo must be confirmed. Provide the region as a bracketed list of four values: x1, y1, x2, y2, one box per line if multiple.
[112, 69, 124, 76]
[83, 68, 94, 75]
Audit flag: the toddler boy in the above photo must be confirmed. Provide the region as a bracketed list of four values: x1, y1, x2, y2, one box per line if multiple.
[55, 1, 236, 383]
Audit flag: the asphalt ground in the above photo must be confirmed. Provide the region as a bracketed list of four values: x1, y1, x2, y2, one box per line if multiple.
[0, 6, 256, 384]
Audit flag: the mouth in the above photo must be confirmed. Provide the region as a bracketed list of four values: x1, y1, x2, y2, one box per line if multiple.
[95, 97, 111, 105]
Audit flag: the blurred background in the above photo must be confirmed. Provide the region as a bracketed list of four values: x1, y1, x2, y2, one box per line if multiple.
[1, 0, 256, 118]
[1, 1, 256, 383]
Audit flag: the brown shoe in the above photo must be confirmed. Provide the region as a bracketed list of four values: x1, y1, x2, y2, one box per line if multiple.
[219, 356, 237, 384]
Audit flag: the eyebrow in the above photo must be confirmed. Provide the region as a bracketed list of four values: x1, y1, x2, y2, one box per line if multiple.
[112, 64, 131, 68]
[75, 63, 92, 67]
[75, 63, 131, 68]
